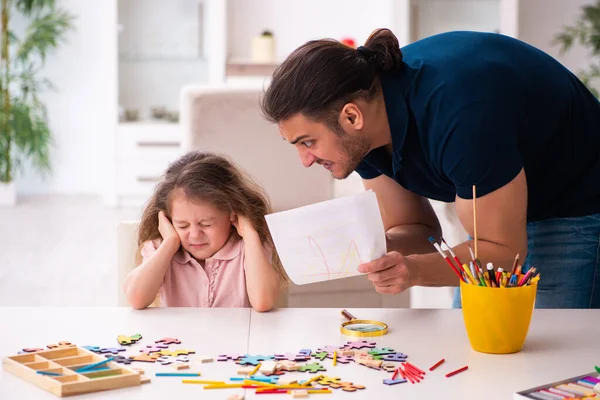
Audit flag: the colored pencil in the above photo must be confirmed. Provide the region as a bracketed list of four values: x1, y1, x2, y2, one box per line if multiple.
[445, 366, 468, 378]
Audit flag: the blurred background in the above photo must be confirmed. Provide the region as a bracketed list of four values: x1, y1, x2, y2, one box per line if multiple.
[0, 0, 597, 308]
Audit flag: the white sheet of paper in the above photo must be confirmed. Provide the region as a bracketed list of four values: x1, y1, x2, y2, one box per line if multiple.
[265, 190, 386, 285]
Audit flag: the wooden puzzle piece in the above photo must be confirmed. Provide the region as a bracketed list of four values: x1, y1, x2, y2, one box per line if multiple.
[313, 351, 329, 361]
[278, 360, 301, 371]
[329, 381, 366, 392]
[173, 363, 189, 370]
[140, 375, 151, 384]
[117, 334, 142, 345]
[129, 353, 159, 363]
[358, 358, 383, 370]
[236, 355, 274, 366]
[344, 340, 376, 349]
[237, 366, 254, 375]
[155, 337, 181, 345]
[132, 368, 145, 374]
[108, 355, 134, 365]
[20, 348, 44, 353]
[99, 347, 126, 355]
[292, 390, 308, 398]
[354, 353, 374, 362]
[261, 369, 285, 376]
[217, 353, 242, 361]
[140, 344, 168, 354]
[159, 349, 195, 357]
[47, 341, 76, 349]
[298, 362, 326, 373]
[368, 347, 396, 356]
[227, 394, 245, 400]
[317, 376, 342, 386]
[156, 356, 174, 365]
[278, 377, 298, 385]
[82, 346, 101, 353]
[382, 363, 397, 372]
[197, 356, 214, 363]
[382, 352, 408, 362]
[274, 352, 310, 361]
[259, 361, 278, 374]
[383, 378, 407, 385]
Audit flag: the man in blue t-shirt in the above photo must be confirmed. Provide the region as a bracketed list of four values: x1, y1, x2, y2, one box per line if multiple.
[261, 29, 600, 308]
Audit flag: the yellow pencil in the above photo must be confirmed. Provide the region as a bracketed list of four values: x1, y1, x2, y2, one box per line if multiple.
[182, 379, 225, 384]
[203, 383, 244, 389]
[302, 374, 323, 386]
[333, 351, 337, 366]
[249, 363, 261, 376]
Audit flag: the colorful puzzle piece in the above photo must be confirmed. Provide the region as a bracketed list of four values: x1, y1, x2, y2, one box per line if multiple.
[317, 376, 342, 386]
[382, 363, 397, 372]
[313, 351, 329, 361]
[383, 378, 407, 385]
[274, 352, 310, 361]
[82, 346, 101, 353]
[317, 345, 342, 354]
[99, 347, 126, 355]
[298, 362, 326, 373]
[117, 334, 142, 345]
[344, 340, 376, 349]
[236, 355, 275, 366]
[21, 348, 44, 353]
[47, 341, 76, 349]
[159, 349, 195, 357]
[176, 355, 190, 363]
[329, 381, 366, 392]
[129, 353, 159, 363]
[278, 360, 301, 371]
[299, 349, 312, 357]
[217, 353, 242, 361]
[382, 352, 408, 362]
[108, 355, 134, 365]
[155, 337, 181, 345]
[368, 347, 395, 356]
[327, 354, 354, 364]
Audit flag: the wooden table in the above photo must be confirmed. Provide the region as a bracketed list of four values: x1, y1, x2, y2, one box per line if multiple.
[1, 307, 598, 399]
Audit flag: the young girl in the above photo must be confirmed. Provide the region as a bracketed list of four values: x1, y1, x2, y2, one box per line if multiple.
[124, 151, 286, 312]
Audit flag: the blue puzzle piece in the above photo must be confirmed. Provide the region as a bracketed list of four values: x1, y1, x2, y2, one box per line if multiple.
[237, 355, 275, 366]
[82, 346, 101, 353]
[382, 353, 408, 362]
[99, 347, 126, 355]
[383, 378, 407, 385]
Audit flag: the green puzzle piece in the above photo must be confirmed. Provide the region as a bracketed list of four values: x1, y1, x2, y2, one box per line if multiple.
[313, 351, 328, 361]
[368, 347, 395, 356]
[299, 362, 326, 373]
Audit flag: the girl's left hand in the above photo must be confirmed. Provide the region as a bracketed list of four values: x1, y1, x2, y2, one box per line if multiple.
[231, 214, 257, 238]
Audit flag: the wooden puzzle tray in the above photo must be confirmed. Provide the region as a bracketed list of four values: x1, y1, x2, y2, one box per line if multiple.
[2, 346, 141, 397]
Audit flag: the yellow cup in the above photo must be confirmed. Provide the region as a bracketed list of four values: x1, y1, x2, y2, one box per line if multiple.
[460, 280, 537, 354]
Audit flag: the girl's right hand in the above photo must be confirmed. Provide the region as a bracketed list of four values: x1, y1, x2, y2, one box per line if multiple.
[158, 210, 180, 247]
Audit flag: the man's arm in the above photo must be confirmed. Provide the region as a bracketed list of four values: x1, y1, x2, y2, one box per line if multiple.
[363, 174, 442, 255]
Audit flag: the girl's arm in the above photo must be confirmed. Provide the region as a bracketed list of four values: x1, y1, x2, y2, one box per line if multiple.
[124, 211, 181, 309]
[234, 216, 280, 312]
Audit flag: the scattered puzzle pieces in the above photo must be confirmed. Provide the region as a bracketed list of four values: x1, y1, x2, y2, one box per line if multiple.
[47, 341, 76, 349]
[117, 334, 142, 345]
[217, 353, 242, 361]
[383, 378, 407, 385]
[344, 340, 376, 350]
[155, 337, 181, 345]
[236, 355, 275, 366]
[108, 355, 134, 365]
[298, 362, 326, 373]
[159, 349, 195, 357]
[329, 381, 366, 392]
[99, 347, 126, 355]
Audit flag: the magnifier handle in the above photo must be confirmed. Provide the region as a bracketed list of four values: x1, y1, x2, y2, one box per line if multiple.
[341, 309, 356, 321]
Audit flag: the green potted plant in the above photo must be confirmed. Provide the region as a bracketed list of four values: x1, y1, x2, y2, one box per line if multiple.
[0, 0, 74, 205]
[553, 0, 600, 97]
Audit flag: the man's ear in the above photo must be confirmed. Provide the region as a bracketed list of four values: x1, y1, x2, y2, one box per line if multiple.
[339, 102, 364, 132]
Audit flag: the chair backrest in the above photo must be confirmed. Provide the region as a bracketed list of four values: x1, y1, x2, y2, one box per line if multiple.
[180, 84, 333, 212]
[116, 220, 289, 308]
[117, 221, 140, 307]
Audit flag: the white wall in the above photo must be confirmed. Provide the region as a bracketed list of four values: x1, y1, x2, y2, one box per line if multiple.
[227, 0, 396, 62]
[15, 0, 117, 197]
[518, 0, 594, 73]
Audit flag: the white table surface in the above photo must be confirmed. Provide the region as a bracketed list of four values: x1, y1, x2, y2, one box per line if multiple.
[1, 307, 599, 400]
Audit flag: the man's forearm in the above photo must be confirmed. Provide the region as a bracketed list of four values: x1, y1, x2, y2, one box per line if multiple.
[385, 224, 442, 256]
[407, 239, 526, 287]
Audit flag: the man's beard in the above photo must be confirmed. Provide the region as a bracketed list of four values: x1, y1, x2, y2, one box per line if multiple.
[334, 133, 371, 180]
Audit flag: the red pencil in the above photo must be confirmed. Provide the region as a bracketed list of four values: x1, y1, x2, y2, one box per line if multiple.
[392, 368, 399, 380]
[429, 358, 445, 371]
[445, 366, 468, 378]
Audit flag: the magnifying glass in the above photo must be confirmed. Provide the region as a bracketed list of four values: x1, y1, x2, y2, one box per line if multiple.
[339, 309, 388, 337]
